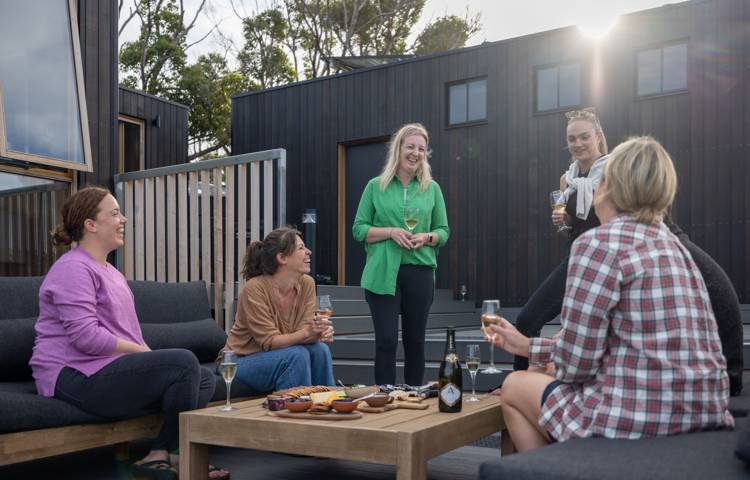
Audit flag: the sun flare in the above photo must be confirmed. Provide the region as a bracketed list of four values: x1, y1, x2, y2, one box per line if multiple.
[577, 9, 619, 40]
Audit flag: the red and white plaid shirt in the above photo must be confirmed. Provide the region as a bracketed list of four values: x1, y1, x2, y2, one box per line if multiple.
[529, 214, 733, 441]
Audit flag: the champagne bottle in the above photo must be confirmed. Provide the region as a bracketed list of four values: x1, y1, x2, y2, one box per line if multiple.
[438, 327, 463, 412]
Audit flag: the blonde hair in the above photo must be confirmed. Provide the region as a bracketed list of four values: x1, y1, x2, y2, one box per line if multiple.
[603, 136, 677, 224]
[565, 108, 609, 156]
[379, 123, 433, 192]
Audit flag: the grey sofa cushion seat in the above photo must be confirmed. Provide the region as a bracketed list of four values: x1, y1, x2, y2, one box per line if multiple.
[141, 318, 227, 363]
[0, 382, 106, 434]
[0, 317, 37, 381]
[128, 280, 211, 324]
[203, 361, 263, 402]
[0, 276, 43, 320]
[479, 419, 748, 480]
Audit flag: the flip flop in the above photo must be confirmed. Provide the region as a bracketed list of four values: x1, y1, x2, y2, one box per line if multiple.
[131, 459, 177, 480]
[209, 464, 231, 480]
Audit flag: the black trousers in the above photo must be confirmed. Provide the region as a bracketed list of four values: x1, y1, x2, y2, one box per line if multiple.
[365, 264, 434, 386]
[54, 349, 215, 451]
[513, 257, 569, 371]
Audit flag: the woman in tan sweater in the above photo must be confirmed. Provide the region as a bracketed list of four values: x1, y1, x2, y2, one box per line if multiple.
[222, 226, 335, 391]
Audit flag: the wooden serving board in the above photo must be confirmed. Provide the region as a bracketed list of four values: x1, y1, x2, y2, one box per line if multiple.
[267, 410, 363, 421]
[358, 402, 430, 413]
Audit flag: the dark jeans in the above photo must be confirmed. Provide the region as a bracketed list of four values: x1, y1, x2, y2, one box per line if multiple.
[365, 264, 434, 386]
[54, 349, 215, 451]
[513, 257, 568, 371]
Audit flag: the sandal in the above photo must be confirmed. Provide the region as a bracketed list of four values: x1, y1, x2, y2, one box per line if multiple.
[131, 459, 177, 480]
[209, 464, 231, 480]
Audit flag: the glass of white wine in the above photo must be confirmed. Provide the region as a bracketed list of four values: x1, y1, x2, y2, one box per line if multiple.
[404, 206, 419, 232]
[466, 344, 481, 402]
[480, 300, 502, 374]
[550, 190, 571, 233]
[219, 350, 238, 412]
[316, 295, 333, 318]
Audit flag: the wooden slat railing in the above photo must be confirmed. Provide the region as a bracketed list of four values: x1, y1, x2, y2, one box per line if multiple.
[114, 149, 286, 331]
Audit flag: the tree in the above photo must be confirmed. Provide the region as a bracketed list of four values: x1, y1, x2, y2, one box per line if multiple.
[175, 54, 253, 160]
[414, 12, 482, 55]
[119, 0, 211, 95]
[237, 8, 296, 89]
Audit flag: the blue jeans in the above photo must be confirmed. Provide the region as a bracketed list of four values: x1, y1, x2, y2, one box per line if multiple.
[235, 343, 335, 391]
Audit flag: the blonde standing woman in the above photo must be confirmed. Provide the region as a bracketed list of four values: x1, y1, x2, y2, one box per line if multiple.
[353, 123, 450, 386]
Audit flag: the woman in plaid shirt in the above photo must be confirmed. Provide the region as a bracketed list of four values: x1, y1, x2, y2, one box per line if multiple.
[488, 137, 734, 452]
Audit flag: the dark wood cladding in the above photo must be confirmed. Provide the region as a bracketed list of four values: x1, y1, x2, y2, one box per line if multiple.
[119, 87, 189, 169]
[232, 0, 750, 304]
[76, 0, 117, 188]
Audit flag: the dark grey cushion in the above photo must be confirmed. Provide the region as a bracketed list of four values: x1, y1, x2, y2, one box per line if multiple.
[203, 361, 263, 402]
[141, 319, 226, 363]
[0, 382, 106, 434]
[128, 280, 211, 324]
[0, 317, 37, 381]
[479, 421, 747, 480]
[0, 276, 43, 320]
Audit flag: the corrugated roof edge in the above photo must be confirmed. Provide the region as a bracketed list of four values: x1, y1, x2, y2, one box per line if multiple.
[231, 0, 702, 101]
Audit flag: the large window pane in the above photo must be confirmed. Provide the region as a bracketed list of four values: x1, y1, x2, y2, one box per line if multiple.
[0, 172, 69, 276]
[449, 83, 468, 125]
[637, 49, 661, 96]
[558, 64, 581, 107]
[536, 67, 558, 111]
[0, 0, 86, 165]
[663, 43, 687, 91]
[467, 80, 487, 122]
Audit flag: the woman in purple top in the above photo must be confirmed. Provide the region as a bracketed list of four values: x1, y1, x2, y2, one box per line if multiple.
[30, 187, 228, 480]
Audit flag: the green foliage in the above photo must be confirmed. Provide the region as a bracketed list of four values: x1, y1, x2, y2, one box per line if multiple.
[414, 13, 482, 55]
[119, 0, 188, 96]
[238, 9, 296, 89]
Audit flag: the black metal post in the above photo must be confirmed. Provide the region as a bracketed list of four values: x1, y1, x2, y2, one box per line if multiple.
[302, 209, 316, 282]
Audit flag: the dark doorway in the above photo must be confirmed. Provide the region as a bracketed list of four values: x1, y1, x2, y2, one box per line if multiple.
[344, 141, 387, 286]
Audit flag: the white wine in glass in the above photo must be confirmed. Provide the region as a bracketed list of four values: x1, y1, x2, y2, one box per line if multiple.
[404, 207, 419, 231]
[480, 300, 502, 374]
[220, 350, 238, 412]
[466, 344, 481, 402]
[550, 190, 571, 233]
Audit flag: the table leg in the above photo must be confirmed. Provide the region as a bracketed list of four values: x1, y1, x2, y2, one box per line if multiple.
[396, 432, 426, 480]
[180, 414, 209, 480]
[501, 429, 516, 456]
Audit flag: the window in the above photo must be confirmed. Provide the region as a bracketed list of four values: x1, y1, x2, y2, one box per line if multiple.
[118, 115, 145, 173]
[0, 171, 70, 276]
[637, 42, 688, 96]
[535, 63, 581, 112]
[0, 0, 92, 171]
[448, 78, 487, 126]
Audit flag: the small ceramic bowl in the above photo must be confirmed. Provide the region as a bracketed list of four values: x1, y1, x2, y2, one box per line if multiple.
[285, 399, 313, 413]
[266, 395, 289, 411]
[363, 394, 391, 408]
[330, 398, 358, 414]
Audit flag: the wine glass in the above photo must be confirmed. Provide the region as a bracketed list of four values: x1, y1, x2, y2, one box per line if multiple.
[550, 190, 571, 233]
[316, 295, 333, 318]
[404, 207, 419, 232]
[480, 300, 502, 374]
[465, 344, 481, 402]
[219, 350, 238, 412]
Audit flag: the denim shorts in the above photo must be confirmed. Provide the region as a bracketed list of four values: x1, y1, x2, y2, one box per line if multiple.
[541, 380, 563, 407]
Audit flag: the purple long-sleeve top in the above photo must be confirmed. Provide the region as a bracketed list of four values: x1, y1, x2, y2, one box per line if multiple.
[30, 247, 145, 397]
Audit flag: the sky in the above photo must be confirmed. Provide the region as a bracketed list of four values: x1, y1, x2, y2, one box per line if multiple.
[119, 0, 690, 65]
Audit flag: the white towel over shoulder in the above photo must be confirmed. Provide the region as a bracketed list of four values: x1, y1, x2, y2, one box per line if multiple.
[562, 155, 609, 220]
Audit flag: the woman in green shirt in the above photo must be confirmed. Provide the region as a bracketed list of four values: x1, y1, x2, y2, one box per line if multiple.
[352, 123, 450, 386]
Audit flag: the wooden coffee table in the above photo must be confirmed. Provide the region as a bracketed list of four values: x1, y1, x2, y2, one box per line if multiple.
[179, 395, 508, 480]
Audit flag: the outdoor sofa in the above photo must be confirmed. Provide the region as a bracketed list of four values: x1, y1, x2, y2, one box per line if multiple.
[0, 276, 256, 466]
[479, 376, 750, 479]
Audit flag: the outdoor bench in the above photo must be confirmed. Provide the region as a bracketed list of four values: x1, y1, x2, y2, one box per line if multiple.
[0, 276, 257, 466]
[479, 375, 750, 479]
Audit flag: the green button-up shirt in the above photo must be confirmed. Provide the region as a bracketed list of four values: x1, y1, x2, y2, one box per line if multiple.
[352, 176, 450, 295]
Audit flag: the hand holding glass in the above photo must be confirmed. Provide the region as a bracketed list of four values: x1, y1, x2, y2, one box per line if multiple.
[466, 344, 481, 402]
[404, 207, 419, 232]
[219, 350, 238, 412]
[550, 190, 571, 233]
[481, 300, 502, 374]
